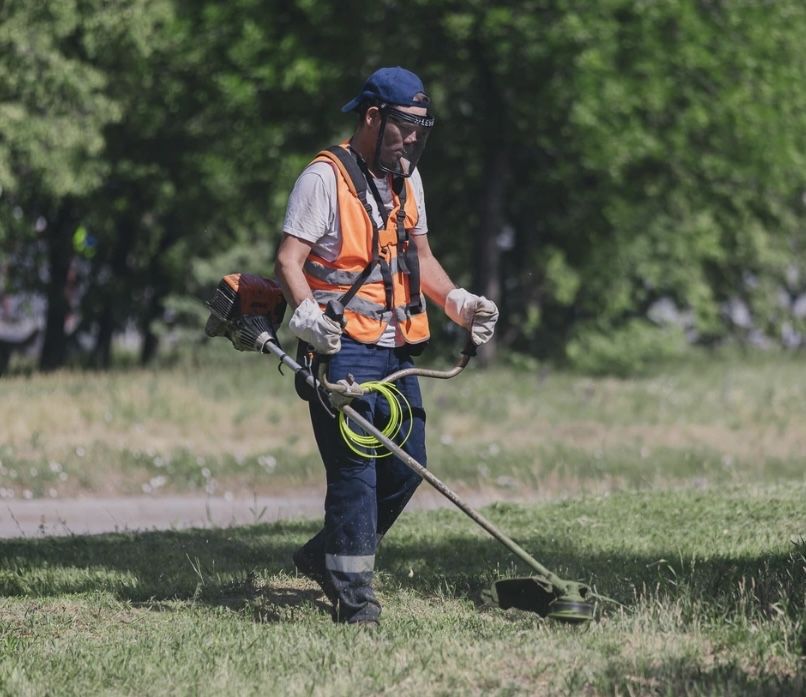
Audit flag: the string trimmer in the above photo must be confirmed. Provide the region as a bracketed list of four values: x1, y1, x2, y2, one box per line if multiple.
[205, 273, 597, 623]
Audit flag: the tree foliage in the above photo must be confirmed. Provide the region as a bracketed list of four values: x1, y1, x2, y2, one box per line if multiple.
[1, 0, 805, 373]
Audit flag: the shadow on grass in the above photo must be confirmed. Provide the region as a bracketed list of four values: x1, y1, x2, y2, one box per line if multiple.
[596, 655, 805, 696]
[378, 532, 806, 623]
[0, 518, 803, 629]
[0, 520, 315, 600]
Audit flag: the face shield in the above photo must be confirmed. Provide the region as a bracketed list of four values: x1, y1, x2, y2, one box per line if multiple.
[374, 106, 435, 178]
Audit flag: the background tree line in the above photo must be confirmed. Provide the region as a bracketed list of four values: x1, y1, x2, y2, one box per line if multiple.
[1, 0, 805, 375]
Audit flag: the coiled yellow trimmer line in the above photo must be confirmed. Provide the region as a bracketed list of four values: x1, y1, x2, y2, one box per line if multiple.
[338, 381, 413, 458]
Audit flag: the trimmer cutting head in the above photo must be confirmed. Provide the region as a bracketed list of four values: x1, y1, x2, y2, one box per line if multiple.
[490, 576, 595, 624]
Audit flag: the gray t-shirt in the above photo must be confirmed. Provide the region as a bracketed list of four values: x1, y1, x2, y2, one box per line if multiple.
[283, 161, 428, 346]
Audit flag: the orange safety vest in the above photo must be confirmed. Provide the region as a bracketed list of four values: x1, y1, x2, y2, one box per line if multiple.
[303, 144, 430, 345]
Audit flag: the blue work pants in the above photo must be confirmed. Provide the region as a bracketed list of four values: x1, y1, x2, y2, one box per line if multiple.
[301, 337, 426, 623]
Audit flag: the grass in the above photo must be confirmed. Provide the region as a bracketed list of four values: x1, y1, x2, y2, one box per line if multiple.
[0, 485, 804, 695]
[1, 346, 805, 694]
[0, 344, 804, 499]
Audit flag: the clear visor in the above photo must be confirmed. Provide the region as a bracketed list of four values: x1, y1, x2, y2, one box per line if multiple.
[375, 107, 434, 178]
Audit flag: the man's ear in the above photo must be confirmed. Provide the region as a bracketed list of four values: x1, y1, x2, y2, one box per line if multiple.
[364, 106, 380, 129]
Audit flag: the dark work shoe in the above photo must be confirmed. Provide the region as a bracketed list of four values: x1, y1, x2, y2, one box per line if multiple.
[293, 547, 338, 606]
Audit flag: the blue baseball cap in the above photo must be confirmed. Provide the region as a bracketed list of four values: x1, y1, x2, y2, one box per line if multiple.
[341, 67, 430, 113]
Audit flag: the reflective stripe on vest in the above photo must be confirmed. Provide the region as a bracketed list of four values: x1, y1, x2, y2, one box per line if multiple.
[312, 289, 389, 320]
[304, 256, 402, 286]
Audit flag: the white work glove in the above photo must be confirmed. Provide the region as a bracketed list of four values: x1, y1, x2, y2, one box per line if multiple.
[444, 288, 499, 346]
[288, 298, 342, 355]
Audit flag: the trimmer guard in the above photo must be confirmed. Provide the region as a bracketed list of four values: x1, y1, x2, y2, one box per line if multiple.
[490, 576, 594, 623]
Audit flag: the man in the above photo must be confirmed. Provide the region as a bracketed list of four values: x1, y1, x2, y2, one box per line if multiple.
[274, 66, 498, 625]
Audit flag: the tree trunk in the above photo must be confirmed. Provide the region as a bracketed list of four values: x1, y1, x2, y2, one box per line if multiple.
[139, 287, 163, 366]
[138, 218, 181, 366]
[91, 217, 138, 369]
[39, 200, 78, 371]
[471, 33, 510, 365]
[93, 307, 115, 369]
[474, 147, 509, 364]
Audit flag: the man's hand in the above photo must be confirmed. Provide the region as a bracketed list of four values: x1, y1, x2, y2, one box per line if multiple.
[444, 288, 499, 346]
[288, 298, 342, 354]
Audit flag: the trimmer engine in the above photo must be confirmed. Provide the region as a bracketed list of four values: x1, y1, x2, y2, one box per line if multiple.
[205, 273, 287, 352]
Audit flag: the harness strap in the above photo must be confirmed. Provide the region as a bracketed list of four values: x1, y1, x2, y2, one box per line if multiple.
[392, 177, 424, 315]
[322, 146, 381, 312]
[353, 154, 396, 311]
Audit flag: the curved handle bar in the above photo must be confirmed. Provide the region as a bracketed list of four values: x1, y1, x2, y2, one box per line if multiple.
[317, 333, 477, 395]
[379, 334, 476, 384]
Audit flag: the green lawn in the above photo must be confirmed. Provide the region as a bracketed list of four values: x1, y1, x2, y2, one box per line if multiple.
[1, 349, 805, 694]
[1, 485, 804, 695]
[1, 346, 804, 499]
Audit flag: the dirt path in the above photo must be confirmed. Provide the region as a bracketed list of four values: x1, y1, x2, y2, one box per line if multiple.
[0, 486, 533, 538]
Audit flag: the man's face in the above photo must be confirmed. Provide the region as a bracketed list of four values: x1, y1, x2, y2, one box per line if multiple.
[380, 105, 428, 152]
[367, 104, 433, 177]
